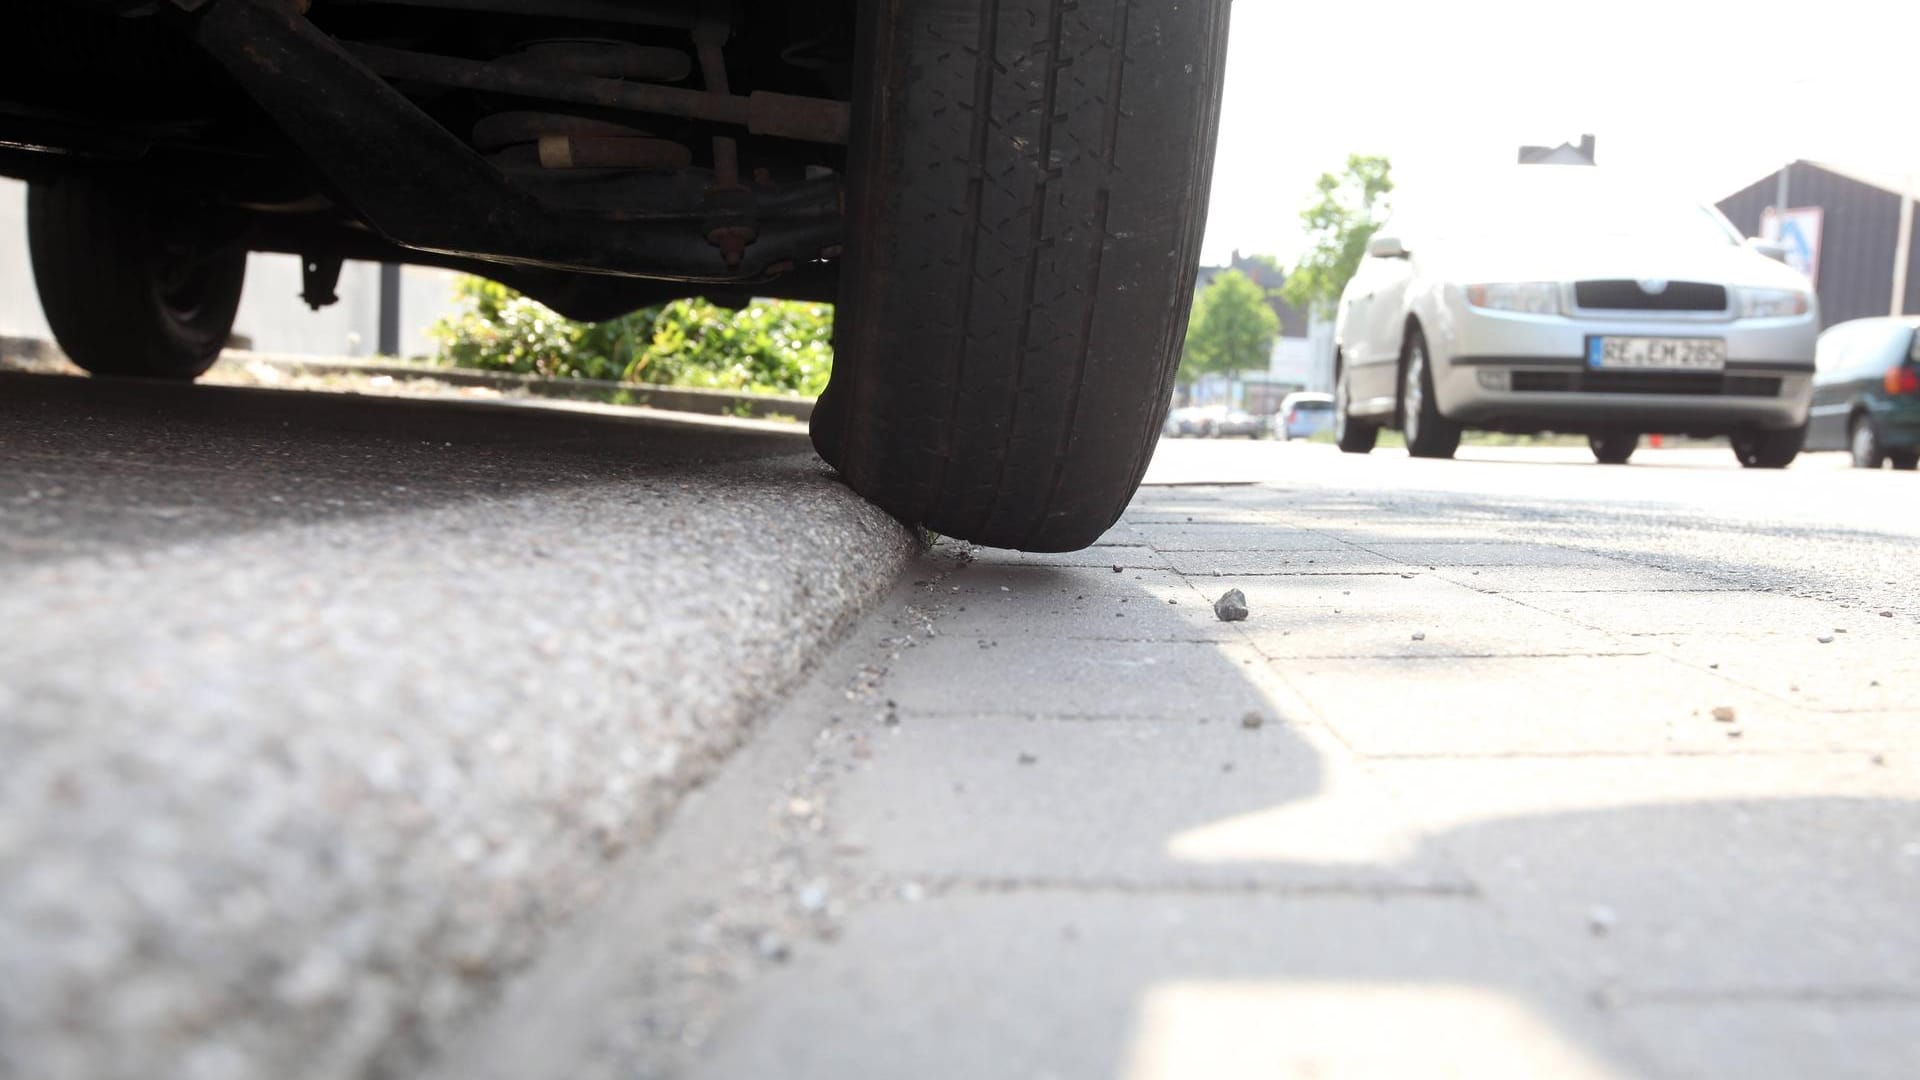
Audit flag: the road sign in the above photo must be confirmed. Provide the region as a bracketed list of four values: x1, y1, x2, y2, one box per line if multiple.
[1760, 206, 1824, 287]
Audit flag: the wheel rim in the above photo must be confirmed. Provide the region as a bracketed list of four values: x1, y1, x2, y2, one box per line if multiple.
[1403, 343, 1425, 447]
[1853, 420, 1877, 466]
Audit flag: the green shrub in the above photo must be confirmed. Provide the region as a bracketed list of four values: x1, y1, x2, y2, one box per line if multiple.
[429, 276, 833, 396]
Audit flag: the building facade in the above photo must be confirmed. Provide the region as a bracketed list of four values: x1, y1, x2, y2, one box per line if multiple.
[1717, 162, 1919, 328]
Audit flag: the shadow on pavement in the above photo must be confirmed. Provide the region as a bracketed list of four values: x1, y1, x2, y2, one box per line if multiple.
[690, 523, 1920, 1080]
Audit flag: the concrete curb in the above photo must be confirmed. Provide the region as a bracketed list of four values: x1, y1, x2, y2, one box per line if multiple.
[0, 379, 911, 1080]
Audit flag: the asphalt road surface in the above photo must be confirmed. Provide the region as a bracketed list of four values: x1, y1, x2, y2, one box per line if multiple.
[6, 374, 1919, 1080]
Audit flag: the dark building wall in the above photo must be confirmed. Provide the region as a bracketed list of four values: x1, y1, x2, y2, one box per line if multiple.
[1717, 162, 1909, 328]
[1906, 208, 1920, 318]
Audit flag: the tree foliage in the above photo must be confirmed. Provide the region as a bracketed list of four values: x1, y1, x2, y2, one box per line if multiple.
[1279, 154, 1394, 317]
[429, 276, 834, 396]
[1181, 269, 1279, 382]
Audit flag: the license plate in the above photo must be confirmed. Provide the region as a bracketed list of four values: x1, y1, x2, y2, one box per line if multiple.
[1587, 336, 1727, 371]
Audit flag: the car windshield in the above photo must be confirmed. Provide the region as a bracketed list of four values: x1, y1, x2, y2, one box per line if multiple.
[1293, 400, 1333, 412]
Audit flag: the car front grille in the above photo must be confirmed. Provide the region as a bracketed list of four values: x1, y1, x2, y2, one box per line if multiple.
[1510, 371, 1781, 397]
[1573, 280, 1728, 312]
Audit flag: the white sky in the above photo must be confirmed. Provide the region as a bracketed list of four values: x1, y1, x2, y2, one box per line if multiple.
[1200, 0, 1920, 265]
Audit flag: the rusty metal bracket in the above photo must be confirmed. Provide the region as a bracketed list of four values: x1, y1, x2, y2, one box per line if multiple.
[300, 253, 342, 309]
[345, 41, 852, 146]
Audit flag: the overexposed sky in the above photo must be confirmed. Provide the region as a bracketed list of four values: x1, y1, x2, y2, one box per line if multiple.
[1201, 0, 1920, 265]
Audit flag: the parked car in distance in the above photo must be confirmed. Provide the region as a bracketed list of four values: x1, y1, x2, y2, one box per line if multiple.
[1331, 166, 1819, 468]
[1165, 404, 1221, 437]
[1277, 392, 1335, 440]
[1215, 408, 1270, 439]
[1806, 317, 1920, 469]
[1165, 404, 1267, 438]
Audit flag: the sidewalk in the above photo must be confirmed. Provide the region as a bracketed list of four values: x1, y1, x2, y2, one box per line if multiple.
[443, 459, 1920, 1080]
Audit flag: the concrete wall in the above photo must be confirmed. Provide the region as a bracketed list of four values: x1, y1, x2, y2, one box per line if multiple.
[0, 179, 459, 358]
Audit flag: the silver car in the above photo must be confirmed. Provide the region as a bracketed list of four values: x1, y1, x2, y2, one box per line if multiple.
[1332, 167, 1819, 467]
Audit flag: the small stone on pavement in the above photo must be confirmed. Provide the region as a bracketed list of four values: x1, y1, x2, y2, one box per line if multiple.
[1241, 711, 1264, 730]
[1213, 589, 1248, 622]
[1711, 706, 1737, 723]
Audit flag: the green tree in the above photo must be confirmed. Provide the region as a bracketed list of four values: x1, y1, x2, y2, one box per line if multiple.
[1280, 154, 1394, 317]
[1181, 269, 1279, 382]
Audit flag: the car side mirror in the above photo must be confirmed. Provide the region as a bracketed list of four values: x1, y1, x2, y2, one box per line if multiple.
[1746, 236, 1789, 262]
[1366, 234, 1408, 259]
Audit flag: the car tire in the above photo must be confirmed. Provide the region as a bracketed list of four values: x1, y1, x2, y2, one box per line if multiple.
[810, 0, 1231, 551]
[27, 179, 245, 380]
[1589, 432, 1638, 465]
[1890, 451, 1919, 471]
[1732, 424, 1806, 469]
[1850, 414, 1887, 469]
[1400, 327, 1461, 459]
[1333, 365, 1377, 454]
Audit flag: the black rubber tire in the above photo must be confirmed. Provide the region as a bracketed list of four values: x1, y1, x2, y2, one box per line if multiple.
[1589, 432, 1638, 465]
[1891, 451, 1918, 471]
[1333, 363, 1377, 454]
[1400, 326, 1461, 459]
[1850, 414, 1887, 469]
[28, 179, 246, 380]
[811, 0, 1231, 551]
[1732, 424, 1806, 469]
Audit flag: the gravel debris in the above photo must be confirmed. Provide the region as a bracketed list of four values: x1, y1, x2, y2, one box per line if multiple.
[1241, 711, 1265, 730]
[1411, 631, 1426, 641]
[1816, 634, 1836, 644]
[1212, 589, 1249, 622]
[1711, 706, 1738, 723]
[1587, 905, 1618, 937]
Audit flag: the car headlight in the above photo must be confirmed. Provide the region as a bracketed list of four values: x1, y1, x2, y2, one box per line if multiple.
[1465, 282, 1561, 314]
[1737, 287, 1811, 318]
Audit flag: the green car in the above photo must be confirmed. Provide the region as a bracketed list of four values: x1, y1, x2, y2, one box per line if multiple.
[1807, 317, 1920, 469]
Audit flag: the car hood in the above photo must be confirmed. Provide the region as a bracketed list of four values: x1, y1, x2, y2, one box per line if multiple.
[1425, 238, 1811, 292]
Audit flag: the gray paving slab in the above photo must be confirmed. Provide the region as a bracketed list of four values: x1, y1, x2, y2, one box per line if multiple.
[1515, 589, 1902, 642]
[1126, 522, 1355, 551]
[1161, 547, 1406, 576]
[1276, 654, 1810, 757]
[1435, 564, 1748, 593]
[1664, 640, 1920, 716]
[1365, 756, 1920, 993]
[933, 563, 1239, 642]
[884, 637, 1277, 719]
[1214, 573, 1636, 658]
[1355, 541, 1629, 567]
[1615, 1001, 1920, 1080]
[831, 715, 1467, 890]
[688, 894, 1652, 1080]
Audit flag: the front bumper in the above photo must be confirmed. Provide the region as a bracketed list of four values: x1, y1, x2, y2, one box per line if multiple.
[1430, 304, 1816, 434]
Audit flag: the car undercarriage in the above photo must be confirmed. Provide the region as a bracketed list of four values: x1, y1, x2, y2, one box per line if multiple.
[2, 0, 1232, 552]
[2, 0, 855, 318]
